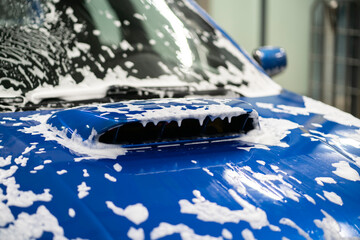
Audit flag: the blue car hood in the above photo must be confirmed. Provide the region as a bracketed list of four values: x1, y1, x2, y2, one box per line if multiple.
[1, 91, 360, 239]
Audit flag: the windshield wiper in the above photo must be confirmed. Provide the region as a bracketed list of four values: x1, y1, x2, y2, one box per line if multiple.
[106, 85, 233, 99]
[0, 97, 24, 104]
[0, 85, 237, 112]
[14, 85, 190, 111]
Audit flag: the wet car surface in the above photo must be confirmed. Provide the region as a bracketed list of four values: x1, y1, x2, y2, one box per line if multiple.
[0, 0, 360, 239]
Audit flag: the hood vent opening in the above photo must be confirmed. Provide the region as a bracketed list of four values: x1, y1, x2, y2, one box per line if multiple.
[98, 113, 256, 145]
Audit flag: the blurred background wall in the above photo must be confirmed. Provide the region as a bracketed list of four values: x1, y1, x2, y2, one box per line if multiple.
[196, 0, 314, 96]
[195, 0, 360, 117]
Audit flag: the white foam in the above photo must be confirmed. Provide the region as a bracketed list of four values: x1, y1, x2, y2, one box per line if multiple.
[316, 193, 326, 201]
[56, 170, 67, 175]
[224, 165, 300, 202]
[256, 160, 266, 166]
[304, 194, 316, 205]
[0, 156, 11, 167]
[238, 117, 300, 148]
[311, 123, 322, 128]
[22, 145, 36, 155]
[14, 156, 29, 167]
[314, 210, 342, 240]
[241, 229, 256, 240]
[237, 145, 270, 152]
[150, 222, 222, 240]
[113, 163, 122, 172]
[77, 182, 90, 199]
[0, 202, 14, 227]
[202, 168, 214, 177]
[332, 161, 360, 182]
[127, 227, 145, 240]
[279, 218, 311, 240]
[289, 176, 302, 184]
[106, 201, 148, 225]
[179, 189, 271, 230]
[4, 176, 52, 207]
[304, 97, 360, 128]
[0, 205, 66, 240]
[105, 173, 117, 182]
[125, 61, 134, 68]
[221, 229, 232, 239]
[315, 177, 336, 186]
[19, 114, 126, 160]
[117, 99, 248, 127]
[34, 165, 44, 171]
[323, 191, 343, 206]
[68, 208, 75, 218]
[212, 30, 281, 98]
[83, 169, 89, 177]
[256, 103, 309, 116]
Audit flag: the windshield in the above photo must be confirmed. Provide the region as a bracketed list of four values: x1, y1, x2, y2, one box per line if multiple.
[0, 0, 280, 111]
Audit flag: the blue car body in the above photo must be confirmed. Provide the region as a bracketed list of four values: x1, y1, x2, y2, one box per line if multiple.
[1, 0, 360, 239]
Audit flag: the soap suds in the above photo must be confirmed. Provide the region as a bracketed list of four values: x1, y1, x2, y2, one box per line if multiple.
[113, 163, 122, 172]
[316, 193, 326, 201]
[179, 189, 271, 230]
[202, 168, 214, 177]
[109, 98, 250, 127]
[104, 173, 117, 182]
[311, 123, 322, 128]
[68, 208, 76, 218]
[0, 156, 11, 167]
[256, 160, 265, 166]
[212, 30, 281, 97]
[304, 97, 360, 128]
[279, 218, 312, 240]
[238, 117, 300, 148]
[221, 229, 232, 239]
[0, 205, 66, 240]
[77, 182, 90, 199]
[323, 191, 343, 206]
[332, 161, 360, 182]
[127, 227, 145, 240]
[256, 102, 309, 116]
[314, 210, 342, 240]
[241, 229, 256, 240]
[83, 169, 89, 177]
[106, 201, 148, 225]
[56, 170, 67, 175]
[0, 202, 14, 227]
[315, 177, 337, 186]
[14, 155, 29, 167]
[3, 176, 52, 208]
[223, 165, 300, 202]
[19, 114, 126, 160]
[304, 194, 316, 205]
[150, 222, 222, 240]
[22, 145, 37, 155]
[34, 165, 44, 171]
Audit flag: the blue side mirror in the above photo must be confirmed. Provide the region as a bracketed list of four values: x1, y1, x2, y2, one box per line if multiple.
[252, 46, 287, 77]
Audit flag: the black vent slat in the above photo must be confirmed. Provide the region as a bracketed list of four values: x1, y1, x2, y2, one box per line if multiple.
[98, 113, 256, 145]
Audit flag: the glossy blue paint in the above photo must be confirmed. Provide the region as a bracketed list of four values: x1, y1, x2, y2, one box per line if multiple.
[1, 1, 360, 240]
[1, 91, 360, 239]
[253, 46, 287, 76]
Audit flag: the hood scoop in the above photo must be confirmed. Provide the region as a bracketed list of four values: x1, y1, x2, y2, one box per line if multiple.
[46, 98, 259, 146]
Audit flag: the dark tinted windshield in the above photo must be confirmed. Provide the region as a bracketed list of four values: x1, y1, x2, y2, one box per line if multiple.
[0, 0, 278, 111]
